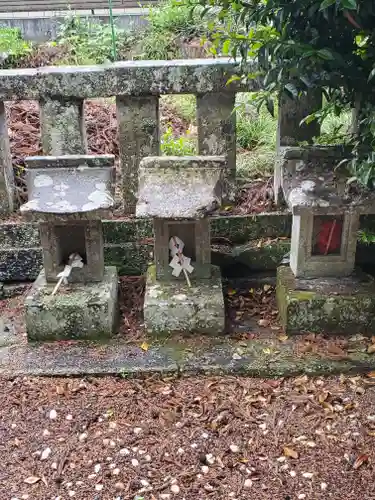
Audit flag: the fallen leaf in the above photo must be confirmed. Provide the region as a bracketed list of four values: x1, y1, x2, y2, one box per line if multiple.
[140, 342, 149, 352]
[283, 447, 298, 459]
[278, 335, 289, 343]
[224, 205, 232, 211]
[263, 284, 271, 292]
[353, 454, 369, 470]
[367, 431, 375, 437]
[263, 348, 272, 355]
[24, 476, 40, 485]
[228, 289, 236, 296]
[327, 343, 347, 358]
[367, 344, 375, 354]
[367, 371, 375, 378]
[56, 385, 65, 395]
[258, 319, 270, 327]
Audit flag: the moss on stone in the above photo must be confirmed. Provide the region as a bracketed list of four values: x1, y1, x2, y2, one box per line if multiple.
[103, 220, 153, 244]
[104, 243, 153, 275]
[211, 213, 292, 243]
[233, 238, 290, 271]
[277, 265, 375, 335]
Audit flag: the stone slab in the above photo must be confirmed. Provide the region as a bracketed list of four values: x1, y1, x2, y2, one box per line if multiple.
[25, 266, 118, 341]
[21, 155, 115, 220]
[0, 59, 252, 101]
[276, 265, 375, 335]
[1, 335, 375, 378]
[136, 156, 226, 218]
[144, 264, 225, 336]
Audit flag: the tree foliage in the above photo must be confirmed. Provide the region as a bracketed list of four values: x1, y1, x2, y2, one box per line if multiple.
[185, 0, 375, 187]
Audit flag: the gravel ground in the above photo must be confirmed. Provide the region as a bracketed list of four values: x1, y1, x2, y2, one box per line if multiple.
[2, 374, 375, 500]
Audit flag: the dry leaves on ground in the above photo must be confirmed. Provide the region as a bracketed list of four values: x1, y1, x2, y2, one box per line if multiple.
[1, 374, 375, 499]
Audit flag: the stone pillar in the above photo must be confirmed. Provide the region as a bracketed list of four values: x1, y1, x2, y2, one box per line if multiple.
[196, 92, 236, 201]
[274, 90, 322, 205]
[153, 218, 169, 280]
[116, 96, 159, 213]
[40, 98, 87, 155]
[0, 101, 14, 214]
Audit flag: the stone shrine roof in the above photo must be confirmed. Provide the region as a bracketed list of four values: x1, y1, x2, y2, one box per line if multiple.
[281, 146, 375, 215]
[20, 155, 115, 221]
[136, 156, 227, 219]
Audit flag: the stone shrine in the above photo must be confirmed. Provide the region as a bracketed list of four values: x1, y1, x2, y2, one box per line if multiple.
[276, 146, 375, 334]
[21, 154, 118, 341]
[136, 156, 227, 335]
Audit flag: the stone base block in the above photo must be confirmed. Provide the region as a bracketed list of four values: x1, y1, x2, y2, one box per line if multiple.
[277, 265, 375, 335]
[144, 264, 225, 336]
[25, 266, 118, 341]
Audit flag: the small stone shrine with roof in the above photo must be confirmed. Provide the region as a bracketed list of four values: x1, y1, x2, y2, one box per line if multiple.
[136, 155, 227, 335]
[21, 154, 118, 341]
[277, 146, 375, 334]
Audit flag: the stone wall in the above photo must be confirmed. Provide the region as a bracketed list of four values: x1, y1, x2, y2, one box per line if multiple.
[1, 212, 375, 283]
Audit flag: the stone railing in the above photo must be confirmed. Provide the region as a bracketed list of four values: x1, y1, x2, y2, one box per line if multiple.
[0, 58, 332, 216]
[0, 58, 256, 215]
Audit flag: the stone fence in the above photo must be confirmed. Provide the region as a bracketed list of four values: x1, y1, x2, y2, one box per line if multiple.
[0, 58, 254, 214]
[0, 58, 325, 215]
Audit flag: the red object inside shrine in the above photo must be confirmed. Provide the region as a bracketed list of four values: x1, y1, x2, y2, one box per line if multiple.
[315, 218, 343, 255]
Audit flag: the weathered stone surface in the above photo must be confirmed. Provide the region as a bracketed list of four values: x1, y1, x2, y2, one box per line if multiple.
[104, 243, 152, 276]
[197, 92, 236, 199]
[0, 59, 251, 100]
[2, 214, 375, 282]
[0, 101, 15, 214]
[0, 247, 42, 281]
[103, 219, 153, 243]
[40, 98, 87, 155]
[137, 156, 227, 218]
[233, 239, 290, 271]
[153, 218, 211, 280]
[2, 334, 375, 378]
[277, 265, 375, 334]
[25, 266, 118, 341]
[21, 155, 115, 220]
[274, 91, 322, 204]
[144, 264, 225, 336]
[116, 95, 159, 212]
[39, 220, 106, 283]
[290, 211, 359, 278]
[281, 146, 374, 215]
[210, 213, 292, 243]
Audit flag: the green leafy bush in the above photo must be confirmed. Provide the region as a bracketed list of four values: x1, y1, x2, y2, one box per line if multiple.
[137, 0, 208, 60]
[56, 13, 134, 64]
[191, 0, 375, 188]
[161, 126, 196, 155]
[0, 27, 32, 68]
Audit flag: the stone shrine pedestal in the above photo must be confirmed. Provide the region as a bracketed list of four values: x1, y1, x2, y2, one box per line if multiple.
[136, 156, 227, 336]
[25, 267, 118, 341]
[144, 264, 224, 335]
[276, 147, 375, 335]
[21, 155, 118, 341]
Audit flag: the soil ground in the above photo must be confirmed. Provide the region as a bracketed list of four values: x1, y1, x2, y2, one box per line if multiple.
[2, 374, 375, 500]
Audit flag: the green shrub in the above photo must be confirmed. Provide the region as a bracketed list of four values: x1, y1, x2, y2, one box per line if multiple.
[56, 13, 134, 64]
[161, 126, 196, 155]
[162, 95, 196, 124]
[0, 27, 32, 68]
[136, 0, 208, 60]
